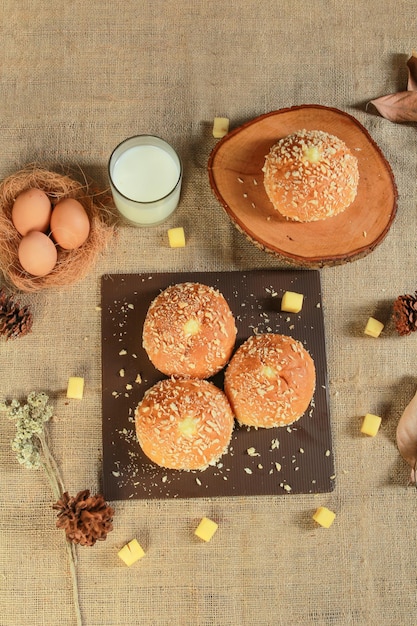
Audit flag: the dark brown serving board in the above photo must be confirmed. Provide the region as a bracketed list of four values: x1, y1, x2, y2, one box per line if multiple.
[101, 270, 335, 500]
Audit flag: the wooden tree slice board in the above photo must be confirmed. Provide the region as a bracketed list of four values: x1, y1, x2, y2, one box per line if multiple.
[208, 105, 398, 267]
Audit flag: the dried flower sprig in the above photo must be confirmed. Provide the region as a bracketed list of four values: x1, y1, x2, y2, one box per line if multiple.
[1, 391, 63, 493]
[2, 392, 116, 624]
[1, 392, 82, 625]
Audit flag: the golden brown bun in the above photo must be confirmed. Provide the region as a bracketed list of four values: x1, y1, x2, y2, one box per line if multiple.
[224, 333, 316, 428]
[142, 282, 237, 378]
[135, 377, 234, 470]
[263, 129, 359, 222]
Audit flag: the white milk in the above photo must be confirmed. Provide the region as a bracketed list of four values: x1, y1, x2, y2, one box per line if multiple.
[109, 136, 182, 226]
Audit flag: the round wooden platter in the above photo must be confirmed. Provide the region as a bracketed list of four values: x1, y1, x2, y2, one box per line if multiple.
[208, 105, 398, 267]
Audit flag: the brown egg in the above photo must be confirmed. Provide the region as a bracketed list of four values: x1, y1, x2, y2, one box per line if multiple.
[18, 231, 58, 277]
[11, 188, 52, 236]
[50, 198, 90, 250]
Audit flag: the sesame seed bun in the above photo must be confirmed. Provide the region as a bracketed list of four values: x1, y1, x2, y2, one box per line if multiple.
[142, 282, 237, 378]
[135, 377, 234, 470]
[262, 129, 359, 222]
[224, 333, 316, 428]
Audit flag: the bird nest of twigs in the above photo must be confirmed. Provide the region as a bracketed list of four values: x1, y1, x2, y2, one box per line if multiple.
[0, 165, 116, 292]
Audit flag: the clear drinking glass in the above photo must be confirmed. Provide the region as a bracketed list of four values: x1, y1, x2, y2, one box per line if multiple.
[108, 135, 182, 226]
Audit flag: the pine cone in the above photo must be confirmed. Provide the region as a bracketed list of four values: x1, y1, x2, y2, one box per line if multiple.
[53, 490, 114, 546]
[393, 292, 417, 336]
[0, 288, 33, 339]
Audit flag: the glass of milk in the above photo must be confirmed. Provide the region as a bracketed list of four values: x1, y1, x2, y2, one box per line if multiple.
[108, 135, 182, 226]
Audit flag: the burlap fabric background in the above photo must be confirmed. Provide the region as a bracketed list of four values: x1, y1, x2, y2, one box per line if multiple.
[1, 1, 417, 625]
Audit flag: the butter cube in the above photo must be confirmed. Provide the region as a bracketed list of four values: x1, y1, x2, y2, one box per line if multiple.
[281, 291, 304, 313]
[313, 506, 336, 528]
[168, 227, 186, 248]
[361, 413, 382, 437]
[212, 117, 229, 138]
[66, 377, 84, 400]
[364, 317, 384, 337]
[195, 517, 218, 542]
[118, 539, 145, 566]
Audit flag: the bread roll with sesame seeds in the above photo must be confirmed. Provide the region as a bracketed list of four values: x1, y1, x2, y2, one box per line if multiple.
[224, 333, 316, 428]
[135, 378, 234, 470]
[142, 282, 237, 378]
[262, 129, 359, 222]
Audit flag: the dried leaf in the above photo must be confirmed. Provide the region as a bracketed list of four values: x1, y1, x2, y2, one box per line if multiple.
[396, 387, 417, 485]
[369, 91, 417, 123]
[406, 52, 417, 91]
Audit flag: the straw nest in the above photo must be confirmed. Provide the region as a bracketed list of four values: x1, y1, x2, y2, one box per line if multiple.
[0, 165, 116, 292]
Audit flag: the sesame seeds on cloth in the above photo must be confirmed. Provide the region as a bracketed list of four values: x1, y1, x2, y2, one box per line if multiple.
[224, 333, 316, 428]
[135, 378, 234, 470]
[142, 282, 237, 378]
[262, 129, 359, 222]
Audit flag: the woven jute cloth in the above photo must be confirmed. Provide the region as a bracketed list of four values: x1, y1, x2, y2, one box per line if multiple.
[1, 1, 417, 625]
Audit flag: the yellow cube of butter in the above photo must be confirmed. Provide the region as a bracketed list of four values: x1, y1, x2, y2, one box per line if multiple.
[168, 227, 186, 248]
[361, 413, 382, 437]
[364, 317, 384, 337]
[118, 539, 145, 566]
[212, 117, 229, 138]
[66, 377, 84, 400]
[195, 517, 218, 542]
[281, 291, 304, 313]
[313, 506, 336, 528]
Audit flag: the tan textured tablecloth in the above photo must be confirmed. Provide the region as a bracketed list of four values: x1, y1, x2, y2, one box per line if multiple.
[2, 2, 417, 625]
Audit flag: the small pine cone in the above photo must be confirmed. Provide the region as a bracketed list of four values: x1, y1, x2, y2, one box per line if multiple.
[53, 490, 114, 546]
[393, 292, 417, 336]
[0, 288, 33, 339]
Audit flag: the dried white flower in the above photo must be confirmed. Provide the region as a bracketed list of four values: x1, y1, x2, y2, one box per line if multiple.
[2, 391, 54, 469]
